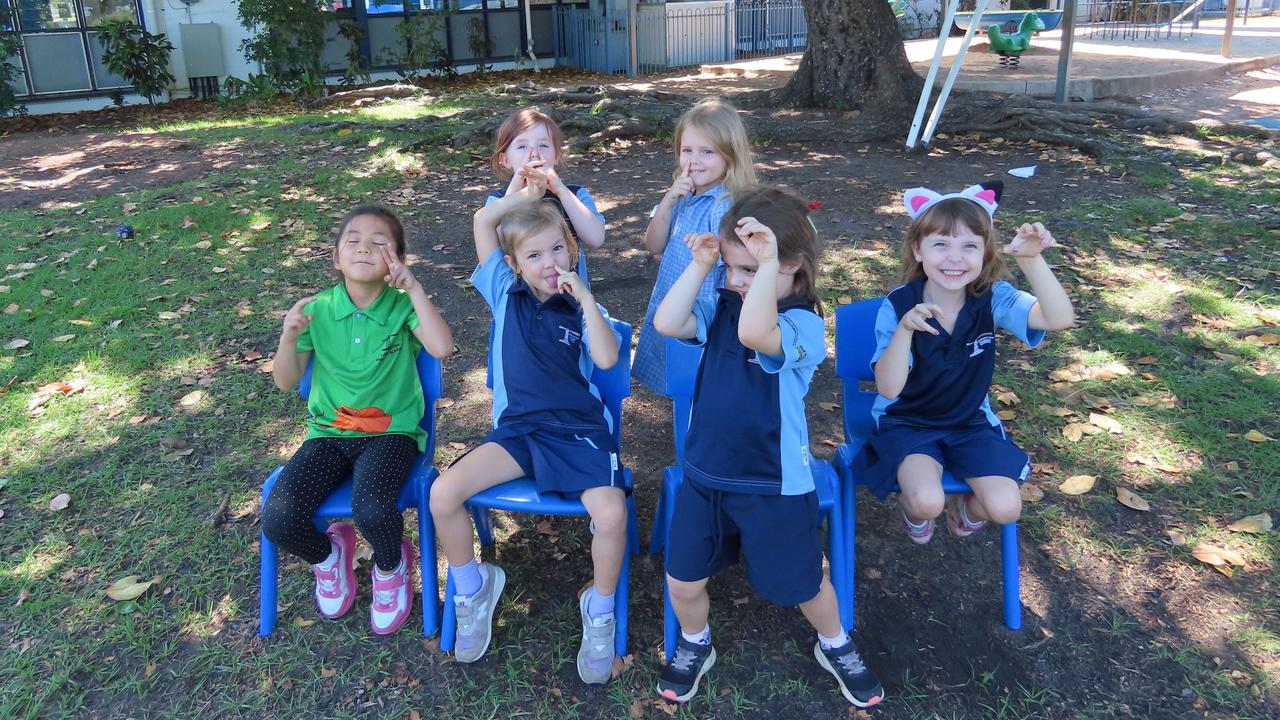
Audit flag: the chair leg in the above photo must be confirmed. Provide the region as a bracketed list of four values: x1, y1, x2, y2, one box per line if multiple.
[827, 489, 853, 634]
[441, 572, 456, 652]
[417, 492, 438, 638]
[846, 484, 858, 634]
[615, 542, 630, 658]
[1001, 521, 1022, 631]
[648, 475, 666, 555]
[661, 470, 682, 661]
[259, 532, 279, 636]
[473, 507, 495, 547]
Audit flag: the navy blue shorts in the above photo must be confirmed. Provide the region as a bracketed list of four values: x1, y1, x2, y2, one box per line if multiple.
[665, 478, 823, 607]
[854, 422, 1031, 500]
[480, 423, 621, 498]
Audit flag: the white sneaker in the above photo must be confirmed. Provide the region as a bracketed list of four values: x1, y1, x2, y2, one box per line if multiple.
[453, 563, 506, 663]
[576, 589, 616, 685]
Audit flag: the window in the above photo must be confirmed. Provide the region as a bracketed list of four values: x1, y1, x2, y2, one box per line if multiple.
[17, 0, 80, 30]
[82, 0, 136, 26]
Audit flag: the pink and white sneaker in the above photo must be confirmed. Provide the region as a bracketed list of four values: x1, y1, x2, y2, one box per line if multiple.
[370, 537, 415, 635]
[312, 522, 357, 619]
[946, 494, 988, 538]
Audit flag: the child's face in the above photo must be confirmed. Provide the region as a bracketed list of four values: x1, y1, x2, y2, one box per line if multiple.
[913, 228, 986, 293]
[679, 126, 727, 193]
[720, 239, 797, 302]
[501, 122, 558, 174]
[506, 227, 573, 302]
[333, 214, 397, 285]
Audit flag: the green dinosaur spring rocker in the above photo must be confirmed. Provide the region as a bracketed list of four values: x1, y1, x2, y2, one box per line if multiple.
[987, 12, 1045, 69]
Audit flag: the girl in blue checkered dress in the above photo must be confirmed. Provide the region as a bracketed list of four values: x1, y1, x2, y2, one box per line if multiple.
[633, 98, 757, 395]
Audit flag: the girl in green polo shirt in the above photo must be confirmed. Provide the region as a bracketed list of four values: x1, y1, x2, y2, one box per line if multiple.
[263, 205, 453, 636]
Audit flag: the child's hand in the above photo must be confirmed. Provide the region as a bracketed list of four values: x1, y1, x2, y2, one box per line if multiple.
[734, 217, 778, 264]
[528, 160, 565, 195]
[282, 295, 316, 339]
[685, 232, 721, 269]
[1004, 222, 1057, 258]
[555, 266, 591, 303]
[900, 303, 942, 335]
[662, 162, 694, 206]
[514, 167, 548, 203]
[503, 167, 527, 198]
[380, 245, 421, 293]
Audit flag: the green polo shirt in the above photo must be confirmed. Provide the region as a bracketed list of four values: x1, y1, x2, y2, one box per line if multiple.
[295, 283, 426, 452]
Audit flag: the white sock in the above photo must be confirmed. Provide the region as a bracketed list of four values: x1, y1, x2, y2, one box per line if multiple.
[374, 557, 404, 580]
[818, 630, 850, 650]
[681, 624, 711, 646]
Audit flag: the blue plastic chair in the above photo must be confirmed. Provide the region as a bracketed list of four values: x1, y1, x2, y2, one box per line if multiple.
[259, 350, 444, 637]
[830, 299, 1022, 631]
[438, 318, 639, 658]
[648, 336, 853, 659]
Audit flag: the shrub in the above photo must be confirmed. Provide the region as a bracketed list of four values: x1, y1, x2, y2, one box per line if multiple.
[236, 0, 331, 96]
[98, 18, 176, 105]
[1, 4, 27, 117]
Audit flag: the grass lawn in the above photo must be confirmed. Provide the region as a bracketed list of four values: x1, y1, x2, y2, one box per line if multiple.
[1, 84, 1277, 719]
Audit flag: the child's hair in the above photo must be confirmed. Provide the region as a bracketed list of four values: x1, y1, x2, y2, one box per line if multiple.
[491, 107, 564, 180]
[902, 198, 1007, 296]
[498, 203, 580, 269]
[335, 205, 406, 259]
[673, 98, 757, 196]
[718, 186, 823, 314]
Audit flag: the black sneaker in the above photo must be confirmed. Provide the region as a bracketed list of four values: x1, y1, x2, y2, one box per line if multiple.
[656, 636, 717, 703]
[814, 640, 884, 708]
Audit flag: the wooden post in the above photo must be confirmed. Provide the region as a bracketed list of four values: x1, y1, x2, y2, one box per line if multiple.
[1222, 0, 1238, 57]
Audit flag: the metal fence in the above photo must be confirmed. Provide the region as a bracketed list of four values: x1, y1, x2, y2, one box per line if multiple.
[1075, 1, 1196, 40]
[553, 0, 807, 76]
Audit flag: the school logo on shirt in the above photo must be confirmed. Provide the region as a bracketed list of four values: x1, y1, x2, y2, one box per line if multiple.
[967, 333, 995, 358]
[376, 335, 403, 362]
[557, 326, 582, 347]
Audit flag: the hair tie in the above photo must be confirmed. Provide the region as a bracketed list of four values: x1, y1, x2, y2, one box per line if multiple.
[902, 182, 1003, 220]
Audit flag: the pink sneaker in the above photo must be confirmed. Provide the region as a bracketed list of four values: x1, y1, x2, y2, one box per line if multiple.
[900, 507, 935, 544]
[312, 522, 357, 619]
[370, 537, 415, 635]
[946, 494, 988, 538]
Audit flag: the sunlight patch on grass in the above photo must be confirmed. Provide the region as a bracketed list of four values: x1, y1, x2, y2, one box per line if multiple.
[179, 593, 240, 640]
[7, 540, 72, 583]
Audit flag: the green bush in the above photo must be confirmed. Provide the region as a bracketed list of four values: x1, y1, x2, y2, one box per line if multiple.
[98, 18, 175, 105]
[236, 0, 331, 97]
[380, 2, 452, 82]
[1, 4, 26, 117]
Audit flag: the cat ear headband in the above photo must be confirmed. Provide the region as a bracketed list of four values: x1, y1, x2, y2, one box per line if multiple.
[903, 181, 1003, 220]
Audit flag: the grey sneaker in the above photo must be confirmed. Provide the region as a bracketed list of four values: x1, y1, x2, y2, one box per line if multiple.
[452, 563, 505, 663]
[576, 589, 616, 685]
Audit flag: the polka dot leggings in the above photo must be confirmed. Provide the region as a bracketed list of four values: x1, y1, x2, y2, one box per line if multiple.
[262, 434, 418, 572]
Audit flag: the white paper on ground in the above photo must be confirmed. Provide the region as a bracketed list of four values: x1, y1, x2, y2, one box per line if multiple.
[1008, 165, 1037, 178]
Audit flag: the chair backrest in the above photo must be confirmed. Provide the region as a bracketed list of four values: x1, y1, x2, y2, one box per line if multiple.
[297, 350, 445, 458]
[834, 299, 883, 446]
[484, 317, 634, 449]
[664, 337, 703, 465]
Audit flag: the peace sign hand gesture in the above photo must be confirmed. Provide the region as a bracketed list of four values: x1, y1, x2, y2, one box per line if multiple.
[380, 245, 421, 294]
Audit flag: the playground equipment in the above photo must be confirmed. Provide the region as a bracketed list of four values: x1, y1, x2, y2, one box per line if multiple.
[905, 0, 991, 150]
[954, 9, 1063, 32]
[987, 12, 1046, 68]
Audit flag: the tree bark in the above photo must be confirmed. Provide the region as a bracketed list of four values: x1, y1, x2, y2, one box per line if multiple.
[772, 0, 922, 124]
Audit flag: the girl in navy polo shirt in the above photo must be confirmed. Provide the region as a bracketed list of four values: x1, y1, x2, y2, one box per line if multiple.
[653, 187, 883, 709]
[429, 169, 628, 686]
[486, 107, 606, 279]
[634, 98, 757, 395]
[856, 184, 1075, 544]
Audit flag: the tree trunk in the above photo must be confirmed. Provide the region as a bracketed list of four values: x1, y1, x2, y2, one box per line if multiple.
[773, 0, 922, 125]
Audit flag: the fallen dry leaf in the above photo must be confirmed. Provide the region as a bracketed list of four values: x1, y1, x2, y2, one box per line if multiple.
[178, 390, 205, 407]
[105, 575, 158, 601]
[1061, 423, 1086, 442]
[49, 492, 71, 511]
[292, 617, 317, 628]
[1226, 513, 1273, 534]
[818, 402, 840, 412]
[996, 390, 1020, 406]
[1166, 530, 1188, 547]
[1243, 429, 1271, 443]
[4, 338, 30, 350]
[1089, 413, 1123, 434]
[51, 334, 75, 343]
[1019, 483, 1044, 503]
[1115, 487, 1150, 511]
[997, 409, 1016, 421]
[1190, 543, 1246, 568]
[1059, 475, 1096, 495]
[610, 653, 635, 679]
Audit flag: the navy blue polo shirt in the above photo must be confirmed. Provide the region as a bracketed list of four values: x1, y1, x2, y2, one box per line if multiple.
[870, 278, 1044, 430]
[683, 290, 826, 496]
[471, 248, 619, 433]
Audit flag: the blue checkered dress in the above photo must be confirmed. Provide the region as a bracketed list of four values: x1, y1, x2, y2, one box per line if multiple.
[633, 184, 733, 395]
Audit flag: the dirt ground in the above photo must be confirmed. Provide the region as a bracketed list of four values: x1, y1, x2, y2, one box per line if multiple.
[3, 69, 1277, 718]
